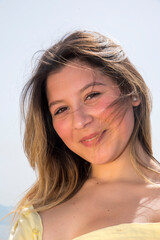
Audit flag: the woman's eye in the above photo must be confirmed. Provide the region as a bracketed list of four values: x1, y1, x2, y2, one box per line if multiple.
[85, 92, 101, 101]
[54, 107, 68, 116]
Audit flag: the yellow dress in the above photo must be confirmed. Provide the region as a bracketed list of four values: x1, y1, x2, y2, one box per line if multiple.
[9, 205, 160, 240]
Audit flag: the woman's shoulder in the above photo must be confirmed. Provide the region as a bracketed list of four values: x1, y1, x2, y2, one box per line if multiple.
[9, 205, 42, 240]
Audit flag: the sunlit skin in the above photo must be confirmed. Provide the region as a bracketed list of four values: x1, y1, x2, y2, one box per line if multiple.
[39, 60, 160, 240]
[46, 60, 141, 181]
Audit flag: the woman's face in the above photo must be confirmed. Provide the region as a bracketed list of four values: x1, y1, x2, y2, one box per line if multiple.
[46, 60, 135, 165]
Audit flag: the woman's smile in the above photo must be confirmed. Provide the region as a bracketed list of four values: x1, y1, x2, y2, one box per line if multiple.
[80, 130, 106, 147]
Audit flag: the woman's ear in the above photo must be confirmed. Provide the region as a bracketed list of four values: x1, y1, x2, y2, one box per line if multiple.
[131, 95, 141, 107]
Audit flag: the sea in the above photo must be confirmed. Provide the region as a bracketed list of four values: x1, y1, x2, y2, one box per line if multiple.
[0, 205, 13, 240]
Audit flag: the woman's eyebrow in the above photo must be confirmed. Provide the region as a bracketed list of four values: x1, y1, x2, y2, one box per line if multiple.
[79, 81, 105, 93]
[49, 82, 105, 109]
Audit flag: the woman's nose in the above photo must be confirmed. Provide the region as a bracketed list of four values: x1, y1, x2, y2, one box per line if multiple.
[72, 106, 93, 129]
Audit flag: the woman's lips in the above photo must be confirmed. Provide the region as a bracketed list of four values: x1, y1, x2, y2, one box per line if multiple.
[80, 132, 100, 142]
[80, 130, 106, 147]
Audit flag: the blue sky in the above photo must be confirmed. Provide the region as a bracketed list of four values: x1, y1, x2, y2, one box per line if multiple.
[0, 0, 160, 206]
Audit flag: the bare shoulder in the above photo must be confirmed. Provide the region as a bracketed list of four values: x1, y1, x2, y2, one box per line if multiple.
[143, 181, 160, 200]
[144, 183, 160, 221]
[38, 181, 94, 240]
[39, 199, 80, 240]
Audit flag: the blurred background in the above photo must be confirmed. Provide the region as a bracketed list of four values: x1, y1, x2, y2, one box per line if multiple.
[0, 0, 160, 239]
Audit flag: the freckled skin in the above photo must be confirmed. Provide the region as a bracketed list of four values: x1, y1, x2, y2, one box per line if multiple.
[46, 60, 135, 165]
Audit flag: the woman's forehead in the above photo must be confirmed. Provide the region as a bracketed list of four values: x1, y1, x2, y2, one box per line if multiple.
[46, 60, 116, 91]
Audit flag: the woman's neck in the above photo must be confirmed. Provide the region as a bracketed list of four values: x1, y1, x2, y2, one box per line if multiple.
[90, 142, 150, 184]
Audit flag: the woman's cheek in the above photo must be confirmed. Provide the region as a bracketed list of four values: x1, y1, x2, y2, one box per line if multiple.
[93, 98, 114, 119]
[53, 119, 70, 140]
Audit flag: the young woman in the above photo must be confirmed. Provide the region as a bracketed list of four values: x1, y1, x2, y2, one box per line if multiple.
[9, 31, 160, 240]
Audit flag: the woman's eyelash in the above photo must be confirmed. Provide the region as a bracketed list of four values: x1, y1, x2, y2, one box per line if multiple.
[54, 92, 101, 116]
[54, 106, 68, 116]
[85, 92, 101, 100]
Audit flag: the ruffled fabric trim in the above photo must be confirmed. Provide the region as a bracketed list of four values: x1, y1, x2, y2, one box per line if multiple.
[9, 205, 43, 240]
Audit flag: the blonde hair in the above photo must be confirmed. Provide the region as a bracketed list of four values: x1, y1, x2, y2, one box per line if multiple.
[16, 30, 159, 214]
